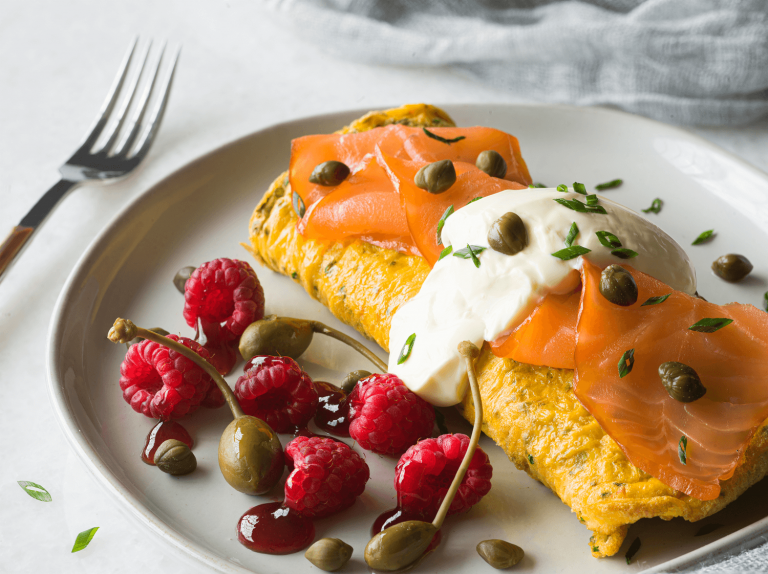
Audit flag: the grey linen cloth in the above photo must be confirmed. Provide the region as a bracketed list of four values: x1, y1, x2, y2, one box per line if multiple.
[265, 0, 768, 126]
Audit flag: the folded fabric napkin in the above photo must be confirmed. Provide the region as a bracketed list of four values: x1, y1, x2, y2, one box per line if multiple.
[265, 0, 768, 126]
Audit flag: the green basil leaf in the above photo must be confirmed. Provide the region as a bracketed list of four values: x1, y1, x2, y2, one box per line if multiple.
[585, 194, 598, 206]
[641, 294, 671, 306]
[292, 190, 306, 218]
[453, 245, 487, 260]
[17, 481, 51, 502]
[625, 537, 641, 565]
[689, 318, 733, 332]
[642, 198, 662, 214]
[72, 527, 99, 553]
[556, 184, 568, 192]
[553, 198, 608, 215]
[572, 182, 587, 195]
[595, 179, 623, 191]
[611, 248, 639, 259]
[678, 435, 688, 465]
[436, 204, 454, 244]
[438, 245, 453, 261]
[397, 333, 416, 365]
[422, 127, 465, 144]
[565, 222, 579, 247]
[551, 245, 591, 260]
[692, 229, 715, 245]
[596, 231, 622, 249]
[618, 348, 635, 378]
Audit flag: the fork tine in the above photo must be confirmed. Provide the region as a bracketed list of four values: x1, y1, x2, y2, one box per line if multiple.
[75, 37, 138, 154]
[130, 47, 180, 162]
[97, 40, 153, 155]
[113, 42, 166, 158]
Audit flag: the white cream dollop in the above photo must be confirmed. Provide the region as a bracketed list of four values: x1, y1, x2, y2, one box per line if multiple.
[388, 188, 697, 407]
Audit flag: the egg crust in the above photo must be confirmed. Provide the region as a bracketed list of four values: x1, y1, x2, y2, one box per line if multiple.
[245, 103, 768, 558]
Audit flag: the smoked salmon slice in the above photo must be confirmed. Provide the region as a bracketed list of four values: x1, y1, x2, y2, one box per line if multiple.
[574, 259, 768, 500]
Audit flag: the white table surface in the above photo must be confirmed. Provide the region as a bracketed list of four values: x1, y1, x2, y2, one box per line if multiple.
[2, 2, 767, 573]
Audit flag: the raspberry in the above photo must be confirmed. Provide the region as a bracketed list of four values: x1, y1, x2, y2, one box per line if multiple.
[234, 356, 318, 433]
[395, 434, 493, 519]
[119, 335, 217, 419]
[284, 436, 369, 518]
[183, 258, 265, 343]
[348, 374, 435, 456]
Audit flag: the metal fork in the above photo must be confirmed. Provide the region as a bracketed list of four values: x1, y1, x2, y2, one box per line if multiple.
[0, 38, 179, 282]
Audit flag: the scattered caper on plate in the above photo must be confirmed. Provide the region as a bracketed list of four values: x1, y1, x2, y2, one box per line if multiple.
[476, 150, 507, 179]
[305, 538, 353, 572]
[154, 439, 197, 476]
[712, 254, 753, 283]
[340, 369, 372, 394]
[415, 160, 456, 194]
[477, 539, 524, 569]
[488, 212, 527, 256]
[173, 266, 196, 294]
[659, 361, 706, 403]
[238, 315, 313, 360]
[600, 265, 638, 306]
[310, 160, 350, 186]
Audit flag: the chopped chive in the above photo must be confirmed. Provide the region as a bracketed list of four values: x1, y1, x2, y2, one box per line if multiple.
[642, 198, 663, 214]
[611, 248, 639, 259]
[625, 537, 641, 564]
[595, 179, 623, 191]
[292, 190, 306, 218]
[596, 231, 622, 249]
[529, 182, 547, 188]
[585, 194, 598, 206]
[422, 127, 465, 144]
[453, 245, 486, 262]
[764, 291, 768, 312]
[692, 229, 715, 245]
[618, 348, 635, 378]
[438, 245, 453, 261]
[291, 272, 298, 279]
[565, 222, 579, 247]
[551, 245, 591, 260]
[436, 205, 454, 244]
[467, 196, 482, 205]
[642, 294, 671, 306]
[467, 244, 481, 268]
[678, 435, 688, 464]
[689, 318, 733, 332]
[572, 182, 587, 195]
[72, 527, 99, 553]
[695, 524, 724, 537]
[397, 333, 416, 365]
[592, 546, 600, 553]
[556, 184, 568, 192]
[17, 481, 51, 502]
[528, 454, 534, 464]
[553, 198, 608, 215]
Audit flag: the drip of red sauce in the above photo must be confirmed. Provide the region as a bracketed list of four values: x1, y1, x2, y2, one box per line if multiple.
[141, 420, 193, 465]
[313, 381, 351, 436]
[237, 502, 315, 554]
[372, 507, 442, 553]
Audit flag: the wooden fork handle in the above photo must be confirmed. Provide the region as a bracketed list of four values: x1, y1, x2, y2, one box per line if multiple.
[0, 226, 35, 281]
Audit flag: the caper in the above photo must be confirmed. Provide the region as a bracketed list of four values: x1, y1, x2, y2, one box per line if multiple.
[475, 150, 507, 179]
[154, 439, 197, 476]
[659, 361, 706, 403]
[173, 266, 196, 294]
[712, 254, 753, 283]
[126, 327, 169, 350]
[309, 161, 350, 186]
[305, 538, 353, 572]
[239, 315, 314, 360]
[414, 160, 456, 194]
[487, 212, 528, 256]
[218, 415, 284, 495]
[477, 539, 524, 569]
[599, 265, 638, 306]
[339, 370, 371, 394]
[365, 520, 438, 572]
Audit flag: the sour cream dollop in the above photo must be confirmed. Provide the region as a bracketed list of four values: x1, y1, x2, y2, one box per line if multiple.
[388, 188, 697, 406]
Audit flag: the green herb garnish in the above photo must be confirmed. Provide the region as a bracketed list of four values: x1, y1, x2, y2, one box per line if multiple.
[528, 455, 534, 464]
[436, 205, 454, 244]
[592, 546, 600, 553]
[689, 318, 733, 332]
[618, 348, 635, 378]
[72, 527, 99, 553]
[692, 229, 715, 245]
[551, 245, 591, 260]
[596, 231, 622, 249]
[438, 245, 453, 261]
[764, 291, 768, 312]
[556, 184, 568, 192]
[467, 196, 482, 205]
[529, 182, 547, 188]
[642, 198, 662, 214]
[397, 333, 416, 365]
[595, 179, 623, 191]
[625, 537, 641, 564]
[291, 272, 298, 279]
[17, 481, 51, 502]
[585, 194, 598, 206]
[453, 245, 486, 267]
[611, 248, 639, 259]
[422, 127, 465, 144]
[642, 294, 671, 306]
[572, 182, 587, 195]
[554, 197, 607, 214]
[292, 190, 306, 218]
[467, 244, 481, 268]
[565, 222, 579, 247]
[678, 435, 688, 464]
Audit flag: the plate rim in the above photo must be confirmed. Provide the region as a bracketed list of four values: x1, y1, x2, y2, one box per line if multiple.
[46, 102, 768, 573]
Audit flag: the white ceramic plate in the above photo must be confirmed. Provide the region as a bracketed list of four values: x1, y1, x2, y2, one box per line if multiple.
[48, 104, 768, 574]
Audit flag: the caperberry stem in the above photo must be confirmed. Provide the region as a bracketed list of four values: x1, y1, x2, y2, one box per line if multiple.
[310, 320, 387, 372]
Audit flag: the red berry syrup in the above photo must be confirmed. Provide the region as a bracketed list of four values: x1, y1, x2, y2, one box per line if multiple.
[372, 507, 442, 553]
[141, 420, 193, 465]
[313, 381, 351, 436]
[237, 502, 315, 555]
